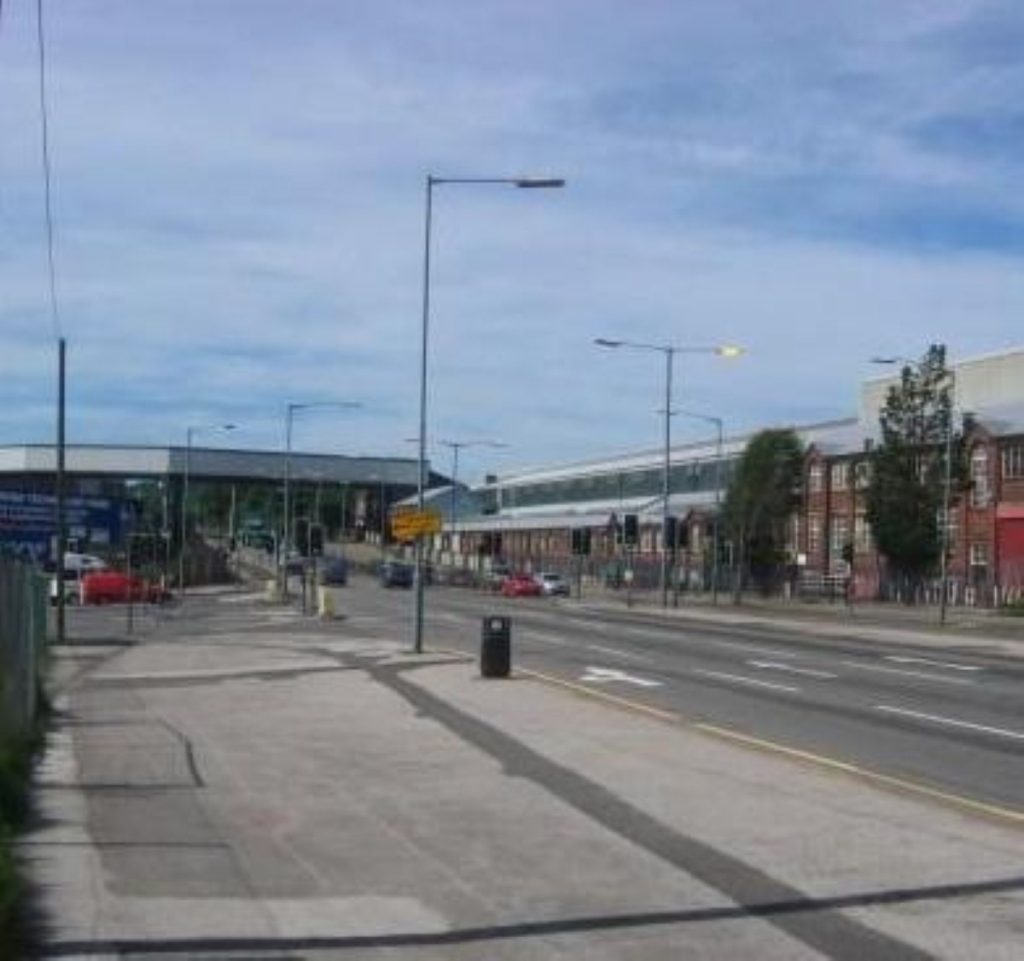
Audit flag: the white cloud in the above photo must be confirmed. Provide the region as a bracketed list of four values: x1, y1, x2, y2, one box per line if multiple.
[1, 0, 1021, 480]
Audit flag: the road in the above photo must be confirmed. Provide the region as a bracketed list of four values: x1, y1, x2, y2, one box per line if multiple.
[337, 576, 1024, 815]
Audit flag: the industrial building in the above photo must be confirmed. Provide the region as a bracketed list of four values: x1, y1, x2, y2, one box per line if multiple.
[428, 347, 1024, 605]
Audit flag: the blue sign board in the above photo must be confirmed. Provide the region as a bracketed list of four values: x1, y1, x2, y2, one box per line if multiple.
[0, 491, 124, 564]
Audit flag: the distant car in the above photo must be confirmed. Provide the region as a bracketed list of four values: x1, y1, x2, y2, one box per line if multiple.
[319, 557, 349, 586]
[484, 562, 511, 591]
[64, 552, 107, 575]
[501, 573, 542, 597]
[379, 560, 415, 588]
[534, 572, 570, 596]
[81, 571, 166, 605]
[283, 552, 307, 575]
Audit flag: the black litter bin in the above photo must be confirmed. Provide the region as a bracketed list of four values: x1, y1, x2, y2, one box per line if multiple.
[481, 616, 511, 678]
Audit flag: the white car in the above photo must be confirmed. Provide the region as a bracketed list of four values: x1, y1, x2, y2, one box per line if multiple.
[534, 572, 570, 596]
[64, 552, 107, 574]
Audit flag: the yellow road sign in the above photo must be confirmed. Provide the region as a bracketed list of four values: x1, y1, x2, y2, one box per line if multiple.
[390, 509, 442, 539]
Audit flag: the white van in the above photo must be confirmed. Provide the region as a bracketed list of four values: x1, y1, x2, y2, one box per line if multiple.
[63, 552, 107, 574]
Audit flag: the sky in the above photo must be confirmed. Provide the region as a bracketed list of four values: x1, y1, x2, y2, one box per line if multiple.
[1, 0, 1022, 482]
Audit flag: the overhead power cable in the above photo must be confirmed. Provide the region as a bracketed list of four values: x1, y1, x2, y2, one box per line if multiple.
[36, 0, 62, 339]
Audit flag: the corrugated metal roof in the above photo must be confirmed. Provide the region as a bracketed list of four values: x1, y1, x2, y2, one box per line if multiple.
[0, 444, 423, 485]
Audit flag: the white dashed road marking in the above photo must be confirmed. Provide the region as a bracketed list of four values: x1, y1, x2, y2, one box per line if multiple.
[841, 661, 976, 685]
[875, 705, 1024, 741]
[884, 656, 982, 672]
[747, 660, 837, 679]
[690, 668, 799, 693]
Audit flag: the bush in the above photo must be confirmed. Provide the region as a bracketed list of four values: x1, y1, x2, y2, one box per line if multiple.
[1000, 597, 1024, 617]
[0, 723, 46, 957]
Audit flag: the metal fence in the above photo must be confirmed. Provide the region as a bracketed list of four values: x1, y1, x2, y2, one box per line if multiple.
[0, 556, 47, 742]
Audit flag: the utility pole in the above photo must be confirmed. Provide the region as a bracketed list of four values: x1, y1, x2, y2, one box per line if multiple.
[55, 337, 67, 643]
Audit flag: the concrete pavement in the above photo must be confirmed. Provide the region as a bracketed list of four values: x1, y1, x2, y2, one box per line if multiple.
[22, 587, 1024, 959]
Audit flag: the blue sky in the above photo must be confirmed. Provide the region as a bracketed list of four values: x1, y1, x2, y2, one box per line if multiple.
[2, 0, 1022, 481]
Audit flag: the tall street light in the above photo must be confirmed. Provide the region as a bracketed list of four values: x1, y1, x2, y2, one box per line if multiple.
[438, 439, 507, 547]
[282, 400, 362, 595]
[180, 422, 237, 597]
[595, 338, 742, 608]
[871, 355, 957, 624]
[415, 173, 565, 653]
[675, 409, 725, 605]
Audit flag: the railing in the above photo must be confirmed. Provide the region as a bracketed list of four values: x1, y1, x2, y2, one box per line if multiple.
[0, 555, 47, 742]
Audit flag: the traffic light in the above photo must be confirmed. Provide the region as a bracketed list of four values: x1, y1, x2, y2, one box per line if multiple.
[623, 514, 639, 547]
[571, 528, 592, 556]
[294, 518, 309, 556]
[664, 516, 678, 552]
[309, 524, 324, 557]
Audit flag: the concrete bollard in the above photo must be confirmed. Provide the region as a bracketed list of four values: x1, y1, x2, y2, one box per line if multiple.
[318, 587, 336, 620]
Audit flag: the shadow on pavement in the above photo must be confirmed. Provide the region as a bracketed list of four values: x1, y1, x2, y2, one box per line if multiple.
[36, 873, 1024, 957]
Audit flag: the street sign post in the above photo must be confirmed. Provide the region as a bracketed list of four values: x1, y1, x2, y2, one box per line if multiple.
[390, 508, 442, 541]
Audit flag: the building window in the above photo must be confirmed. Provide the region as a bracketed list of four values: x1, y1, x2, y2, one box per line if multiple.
[854, 513, 871, 552]
[969, 542, 988, 568]
[1002, 444, 1024, 479]
[829, 517, 849, 563]
[808, 514, 822, 553]
[788, 514, 800, 554]
[854, 461, 871, 489]
[971, 447, 990, 509]
[808, 463, 823, 494]
[936, 507, 958, 553]
[830, 463, 848, 491]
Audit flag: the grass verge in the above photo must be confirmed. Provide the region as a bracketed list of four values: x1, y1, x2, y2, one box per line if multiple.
[1, 713, 47, 958]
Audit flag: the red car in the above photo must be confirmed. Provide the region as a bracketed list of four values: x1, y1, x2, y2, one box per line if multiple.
[81, 571, 167, 605]
[501, 573, 542, 597]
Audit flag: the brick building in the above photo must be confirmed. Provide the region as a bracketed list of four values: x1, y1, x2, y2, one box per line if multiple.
[424, 347, 1024, 607]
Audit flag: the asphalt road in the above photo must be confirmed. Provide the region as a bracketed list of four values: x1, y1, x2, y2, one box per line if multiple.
[334, 576, 1024, 814]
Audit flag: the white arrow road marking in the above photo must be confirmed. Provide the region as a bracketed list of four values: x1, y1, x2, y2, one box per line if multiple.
[884, 656, 982, 672]
[747, 660, 837, 679]
[841, 661, 975, 686]
[580, 666, 662, 688]
[875, 705, 1024, 741]
[691, 668, 799, 693]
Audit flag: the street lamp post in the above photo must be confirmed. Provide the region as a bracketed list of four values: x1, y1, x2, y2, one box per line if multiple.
[676, 409, 725, 605]
[871, 356, 957, 624]
[180, 423, 236, 597]
[438, 439, 506, 554]
[415, 173, 564, 653]
[281, 400, 362, 596]
[595, 338, 742, 608]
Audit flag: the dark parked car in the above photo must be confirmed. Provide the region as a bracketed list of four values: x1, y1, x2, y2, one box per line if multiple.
[379, 560, 415, 588]
[319, 557, 349, 586]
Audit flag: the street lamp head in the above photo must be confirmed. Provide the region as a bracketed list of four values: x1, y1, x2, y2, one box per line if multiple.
[515, 177, 566, 189]
[594, 338, 622, 349]
[715, 345, 744, 359]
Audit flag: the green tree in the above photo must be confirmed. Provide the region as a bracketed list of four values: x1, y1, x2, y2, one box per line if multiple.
[865, 344, 963, 598]
[723, 428, 804, 600]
